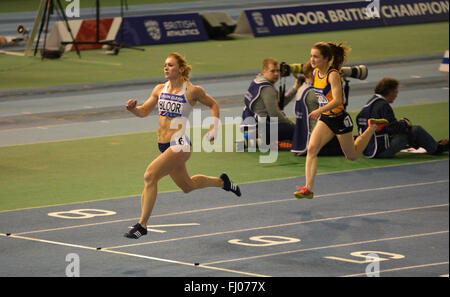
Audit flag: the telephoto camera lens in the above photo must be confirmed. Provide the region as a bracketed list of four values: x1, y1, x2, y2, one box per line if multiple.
[341, 65, 368, 80]
[289, 64, 303, 75]
[281, 62, 368, 80]
[280, 63, 304, 77]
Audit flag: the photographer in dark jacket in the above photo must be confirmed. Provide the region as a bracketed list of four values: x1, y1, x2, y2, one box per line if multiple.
[242, 58, 302, 142]
[357, 77, 448, 158]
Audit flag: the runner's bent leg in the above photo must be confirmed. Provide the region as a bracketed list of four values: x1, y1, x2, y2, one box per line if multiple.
[169, 162, 223, 194]
[305, 121, 335, 191]
[338, 125, 377, 161]
[139, 147, 189, 227]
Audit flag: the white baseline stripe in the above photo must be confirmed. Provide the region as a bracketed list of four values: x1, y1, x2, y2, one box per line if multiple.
[100, 248, 269, 277]
[2, 233, 268, 277]
[6, 233, 98, 251]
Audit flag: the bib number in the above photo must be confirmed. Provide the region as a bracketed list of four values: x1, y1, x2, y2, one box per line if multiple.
[317, 94, 328, 107]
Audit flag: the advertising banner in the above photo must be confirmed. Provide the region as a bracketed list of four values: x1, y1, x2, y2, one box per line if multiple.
[235, 0, 449, 37]
[116, 13, 208, 46]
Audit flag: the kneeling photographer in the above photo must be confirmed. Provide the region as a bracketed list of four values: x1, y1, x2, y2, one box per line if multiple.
[282, 61, 368, 156]
[241, 58, 303, 145]
[356, 77, 449, 158]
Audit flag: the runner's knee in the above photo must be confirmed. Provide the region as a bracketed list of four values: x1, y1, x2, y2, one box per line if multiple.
[343, 149, 358, 161]
[307, 143, 321, 156]
[144, 168, 157, 186]
[180, 177, 198, 193]
[180, 185, 194, 194]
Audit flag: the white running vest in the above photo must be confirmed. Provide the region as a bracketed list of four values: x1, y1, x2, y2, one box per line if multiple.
[158, 81, 193, 118]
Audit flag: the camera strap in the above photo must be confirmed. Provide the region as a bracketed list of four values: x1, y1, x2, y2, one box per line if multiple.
[343, 78, 350, 109]
[278, 78, 286, 110]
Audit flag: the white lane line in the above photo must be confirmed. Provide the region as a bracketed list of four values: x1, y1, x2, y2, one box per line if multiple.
[202, 230, 449, 266]
[0, 160, 446, 213]
[104, 203, 449, 250]
[10, 179, 449, 236]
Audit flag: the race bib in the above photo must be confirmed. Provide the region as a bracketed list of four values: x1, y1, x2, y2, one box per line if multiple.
[170, 134, 191, 153]
[317, 94, 328, 107]
[159, 93, 185, 117]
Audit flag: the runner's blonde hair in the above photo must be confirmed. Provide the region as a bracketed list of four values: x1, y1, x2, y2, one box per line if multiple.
[168, 52, 192, 81]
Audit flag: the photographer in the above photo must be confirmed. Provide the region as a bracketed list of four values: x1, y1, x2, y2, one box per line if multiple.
[242, 58, 302, 142]
[291, 62, 343, 156]
[356, 77, 449, 158]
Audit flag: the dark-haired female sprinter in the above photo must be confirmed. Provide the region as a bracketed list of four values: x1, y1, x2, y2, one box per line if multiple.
[294, 42, 387, 199]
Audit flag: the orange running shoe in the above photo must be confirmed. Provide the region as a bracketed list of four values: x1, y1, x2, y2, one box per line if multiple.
[294, 186, 314, 199]
[368, 118, 389, 132]
[278, 141, 292, 149]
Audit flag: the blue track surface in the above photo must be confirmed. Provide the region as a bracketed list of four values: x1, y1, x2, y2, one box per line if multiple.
[1, 160, 448, 277]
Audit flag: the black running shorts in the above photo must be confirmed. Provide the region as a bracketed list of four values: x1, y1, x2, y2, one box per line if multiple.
[319, 111, 354, 135]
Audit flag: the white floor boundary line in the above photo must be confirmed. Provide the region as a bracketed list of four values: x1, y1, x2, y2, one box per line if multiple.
[104, 203, 449, 250]
[1, 233, 268, 277]
[0, 230, 447, 277]
[10, 179, 449, 236]
[100, 248, 269, 277]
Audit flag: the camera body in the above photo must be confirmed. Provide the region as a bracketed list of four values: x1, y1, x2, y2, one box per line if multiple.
[17, 25, 29, 36]
[280, 62, 368, 80]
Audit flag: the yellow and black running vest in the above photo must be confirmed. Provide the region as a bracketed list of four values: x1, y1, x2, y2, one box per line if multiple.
[313, 67, 345, 115]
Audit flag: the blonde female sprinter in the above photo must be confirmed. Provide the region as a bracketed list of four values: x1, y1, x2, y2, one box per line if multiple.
[294, 42, 387, 199]
[124, 53, 241, 239]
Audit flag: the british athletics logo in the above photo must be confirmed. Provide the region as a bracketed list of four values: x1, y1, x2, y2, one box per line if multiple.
[116, 13, 208, 46]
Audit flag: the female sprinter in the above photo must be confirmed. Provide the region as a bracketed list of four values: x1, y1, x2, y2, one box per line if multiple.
[294, 42, 387, 199]
[124, 53, 241, 239]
